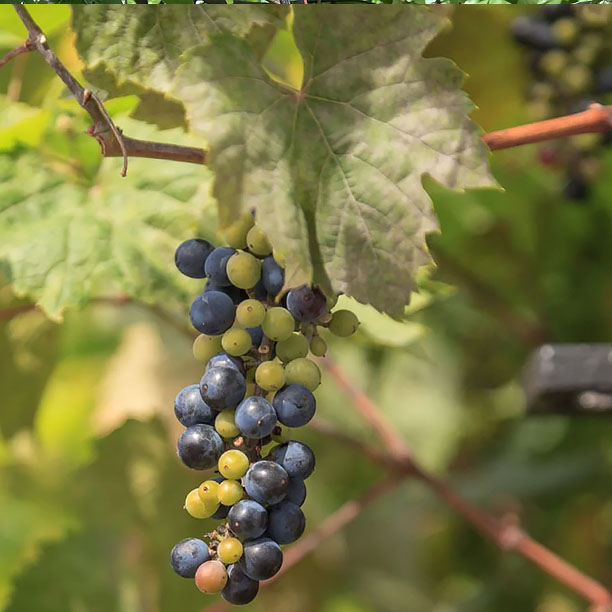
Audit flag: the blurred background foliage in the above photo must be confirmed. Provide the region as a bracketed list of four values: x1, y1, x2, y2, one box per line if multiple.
[1, 6, 612, 612]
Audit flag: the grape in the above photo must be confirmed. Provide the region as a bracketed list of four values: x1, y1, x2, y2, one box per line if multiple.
[284, 358, 321, 391]
[222, 328, 253, 357]
[286, 477, 306, 506]
[262, 307, 295, 342]
[170, 538, 210, 578]
[552, 17, 578, 45]
[244, 460, 289, 506]
[215, 410, 240, 438]
[204, 246, 236, 286]
[218, 479, 244, 506]
[198, 480, 220, 504]
[561, 64, 592, 94]
[239, 537, 283, 580]
[206, 353, 246, 377]
[235, 397, 277, 439]
[246, 326, 263, 347]
[540, 49, 568, 77]
[200, 366, 246, 411]
[195, 560, 228, 594]
[227, 499, 268, 541]
[252, 277, 268, 301]
[265, 500, 306, 545]
[177, 424, 224, 470]
[190, 291, 236, 336]
[226, 252, 262, 290]
[221, 563, 259, 605]
[236, 299, 266, 328]
[212, 503, 231, 520]
[286, 285, 327, 322]
[328, 309, 360, 337]
[223, 213, 254, 249]
[267, 440, 315, 479]
[218, 449, 250, 479]
[595, 66, 612, 94]
[511, 16, 558, 50]
[185, 488, 218, 519]
[175, 238, 214, 278]
[255, 361, 286, 392]
[563, 176, 589, 201]
[203, 278, 243, 304]
[174, 384, 217, 427]
[261, 256, 284, 297]
[192, 334, 223, 364]
[271, 248, 286, 268]
[218, 537, 244, 564]
[275, 333, 309, 363]
[246, 225, 272, 256]
[273, 384, 316, 427]
[309, 335, 327, 357]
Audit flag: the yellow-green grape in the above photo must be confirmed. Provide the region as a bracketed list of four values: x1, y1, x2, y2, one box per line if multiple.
[284, 357, 321, 391]
[236, 299, 266, 327]
[215, 411, 240, 438]
[539, 50, 567, 77]
[226, 252, 262, 289]
[276, 333, 309, 363]
[192, 334, 223, 364]
[198, 480, 220, 504]
[272, 248, 286, 268]
[560, 64, 591, 95]
[185, 488, 218, 519]
[218, 450, 250, 479]
[272, 424, 292, 443]
[262, 307, 295, 342]
[572, 133, 600, 153]
[309, 335, 327, 357]
[218, 538, 244, 564]
[246, 225, 272, 256]
[529, 82, 555, 102]
[195, 560, 227, 594]
[328, 310, 360, 337]
[255, 361, 286, 392]
[326, 293, 339, 309]
[218, 479, 244, 506]
[578, 6, 610, 27]
[222, 328, 253, 356]
[222, 213, 254, 249]
[552, 18, 578, 46]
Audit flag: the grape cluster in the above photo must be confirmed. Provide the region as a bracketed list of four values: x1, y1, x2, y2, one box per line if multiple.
[512, 5, 612, 201]
[169, 215, 359, 605]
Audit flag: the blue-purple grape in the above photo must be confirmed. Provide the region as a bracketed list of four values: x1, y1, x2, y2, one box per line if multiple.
[273, 384, 316, 428]
[170, 538, 210, 578]
[175, 239, 214, 278]
[228, 500, 268, 541]
[285, 477, 306, 507]
[239, 537, 283, 580]
[286, 285, 328, 322]
[200, 366, 246, 411]
[177, 424, 224, 470]
[190, 291, 235, 335]
[221, 563, 259, 605]
[261, 256, 284, 297]
[267, 441, 315, 479]
[265, 500, 305, 545]
[235, 397, 277, 439]
[244, 461, 289, 506]
[204, 246, 236, 286]
[174, 384, 217, 427]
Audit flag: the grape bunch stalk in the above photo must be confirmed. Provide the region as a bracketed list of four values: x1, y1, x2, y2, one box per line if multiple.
[511, 5, 612, 201]
[169, 214, 359, 605]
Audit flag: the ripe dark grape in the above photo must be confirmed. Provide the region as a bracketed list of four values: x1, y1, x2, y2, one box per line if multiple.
[239, 537, 283, 580]
[265, 500, 306, 544]
[511, 17, 558, 51]
[200, 366, 246, 411]
[174, 384, 217, 427]
[177, 424, 224, 470]
[286, 477, 306, 507]
[221, 563, 259, 605]
[595, 66, 612, 93]
[286, 285, 328, 322]
[204, 246, 236, 286]
[206, 353, 246, 377]
[228, 500, 268, 541]
[244, 460, 289, 506]
[203, 278, 243, 304]
[261, 256, 284, 297]
[267, 441, 315, 480]
[235, 397, 277, 439]
[246, 325, 263, 346]
[170, 538, 210, 578]
[273, 384, 316, 427]
[190, 291, 236, 335]
[175, 239, 214, 278]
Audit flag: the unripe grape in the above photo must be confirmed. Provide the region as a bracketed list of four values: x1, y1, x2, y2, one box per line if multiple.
[215, 411, 240, 438]
[255, 361, 286, 392]
[193, 334, 223, 364]
[262, 307, 295, 342]
[218, 450, 250, 479]
[328, 310, 359, 337]
[539, 50, 568, 77]
[218, 538, 244, 564]
[223, 213, 254, 249]
[222, 328, 253, 356]
[195, 560, 228, 594]
[552, 17, 578, 45]
[198, 480, 220, 504]
[246, 226, 272, 256]
[185, 489, 218, 519]
[236, 299, 266, 328]
[284, 358, 321, 391]
[276, 333, 309, 363]
[226, 252, 262, 289]
[309, 335, 327, 357]
[218, 479, 244, 506]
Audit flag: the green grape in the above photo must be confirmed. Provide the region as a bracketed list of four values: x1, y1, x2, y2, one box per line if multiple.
[192, 334, 223, 364]
[272, 424, 292, 443]
[255, 361, 286, 392]
[284, 357, 321, 391]
[560, 64, 591, 94]
[195, 560, 227, 594]
[226, 252, 262, 289]
[272, 248, 286, 268]
[246, 225, 272, 256]
[217, 479, 244, 506]
[552, 17, 578, 46]
[185, 488, 218, 519]
[218, 449, 250, 479]
[529, 82, 554, 102]
[309, 335, 327, 357]
[218, 537, 244, 564]
[276, 333, 309, 363]
[222, 213, 254, 249]
[326, 293, 339, 310]
[215, 411, 240, 438]
[262, 307, 295, 342]
[539, 50, 567, 77]
[328, 310, 360, 337]
[222, 328, 253, 356]
[578, 6, 610, 27]
[198, 480, 220, 504]
[236, 299, 266, 327]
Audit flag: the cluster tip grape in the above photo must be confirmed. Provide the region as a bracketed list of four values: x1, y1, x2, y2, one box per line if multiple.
[169, 216, 359, 605]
